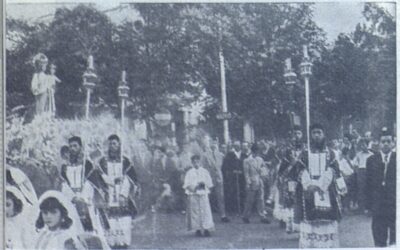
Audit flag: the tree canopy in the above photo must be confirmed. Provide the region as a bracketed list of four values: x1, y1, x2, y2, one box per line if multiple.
[6, 3, 396, 139]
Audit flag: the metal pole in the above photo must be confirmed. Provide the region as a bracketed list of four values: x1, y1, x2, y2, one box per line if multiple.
[305, 76, 311, 156]
[85, 89, 91, 119]
[120, 98, 125, 163]
[220, 48, 230, 144]
[121, 99, 125, 128]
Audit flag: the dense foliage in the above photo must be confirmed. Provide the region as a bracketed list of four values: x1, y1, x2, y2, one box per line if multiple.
[6, 3, 396, 139]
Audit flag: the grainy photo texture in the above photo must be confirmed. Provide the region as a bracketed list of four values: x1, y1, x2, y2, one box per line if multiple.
[4, 1, 397, 249]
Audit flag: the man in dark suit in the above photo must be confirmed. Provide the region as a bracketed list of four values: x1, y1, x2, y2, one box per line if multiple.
[366, 127, 396, 247]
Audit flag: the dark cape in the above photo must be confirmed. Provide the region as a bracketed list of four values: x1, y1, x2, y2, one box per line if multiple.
[221, 151, 247, 213]
[277, 143, 304, 209]
[61, 156, 105, 232]
[98, 154, 138, 218]
[293, 147, 342, 224]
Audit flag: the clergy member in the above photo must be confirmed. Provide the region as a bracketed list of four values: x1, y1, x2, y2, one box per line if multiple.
[98, 134, 138, 249]
[60, 136, 106, 233]
[222, 140, 245, 214]
[295, 123, 344, 248]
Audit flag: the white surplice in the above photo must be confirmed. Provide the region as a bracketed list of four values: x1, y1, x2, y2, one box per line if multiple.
[183, 167, 214, 231]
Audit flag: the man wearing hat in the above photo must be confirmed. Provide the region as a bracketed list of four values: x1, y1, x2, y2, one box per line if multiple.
[366, 127, 396, 247]
[295, 123, 344, 248]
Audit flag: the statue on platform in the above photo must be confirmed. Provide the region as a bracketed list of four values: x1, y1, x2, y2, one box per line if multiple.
[31, 53, 61, 117]
[31, 53, 49, 116]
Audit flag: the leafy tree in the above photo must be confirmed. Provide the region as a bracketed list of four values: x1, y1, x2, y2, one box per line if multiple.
[116, 3, 204, 120]
[188, 3, 326, 139]
[312, 3, 395, 136]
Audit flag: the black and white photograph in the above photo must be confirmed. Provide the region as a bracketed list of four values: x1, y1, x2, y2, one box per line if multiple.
[4, 0, 397, 249]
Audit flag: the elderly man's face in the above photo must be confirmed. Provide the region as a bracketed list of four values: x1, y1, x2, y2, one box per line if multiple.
[311, 129, 324, 144]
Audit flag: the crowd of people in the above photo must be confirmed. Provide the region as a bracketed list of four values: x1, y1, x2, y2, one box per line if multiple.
[5, 122, 396, 249]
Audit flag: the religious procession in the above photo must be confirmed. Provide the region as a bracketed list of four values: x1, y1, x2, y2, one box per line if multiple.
[5, 1, 396, 249]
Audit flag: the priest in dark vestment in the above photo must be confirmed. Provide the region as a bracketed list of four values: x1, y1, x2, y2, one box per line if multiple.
[293, 124, 345, 248]
[98, 134, 138, 248]
[60, 136, 107, 234]
[221, 141, 246, 214]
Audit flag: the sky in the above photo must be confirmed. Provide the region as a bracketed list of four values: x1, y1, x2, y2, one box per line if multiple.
[6, 1, 396, 44]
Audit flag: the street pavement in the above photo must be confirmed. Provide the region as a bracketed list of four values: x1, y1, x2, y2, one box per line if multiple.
[130, 211, 374, 249]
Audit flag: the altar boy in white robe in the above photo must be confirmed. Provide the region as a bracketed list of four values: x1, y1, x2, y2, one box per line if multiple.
[183, 154, 215, 237]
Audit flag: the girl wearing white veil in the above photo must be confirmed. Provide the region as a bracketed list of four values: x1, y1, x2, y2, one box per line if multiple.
[6, 186, 37, 249]
[35, 190, 86, 250]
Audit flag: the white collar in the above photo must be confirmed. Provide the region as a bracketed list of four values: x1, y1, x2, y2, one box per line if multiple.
[233, 150, 241, 158]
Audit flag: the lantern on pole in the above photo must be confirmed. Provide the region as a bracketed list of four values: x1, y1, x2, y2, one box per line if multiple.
[284, 58, 298, 131]
[83, 55, 97, 119]
[300, 45, 313, 154]
[284, 58, 297, 86]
